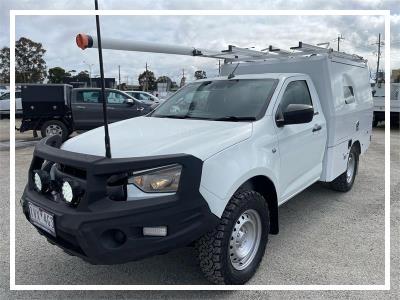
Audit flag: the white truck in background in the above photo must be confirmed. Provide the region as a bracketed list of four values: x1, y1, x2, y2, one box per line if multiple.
[22, 39, 373, 284]
[372, 82, 400, 126]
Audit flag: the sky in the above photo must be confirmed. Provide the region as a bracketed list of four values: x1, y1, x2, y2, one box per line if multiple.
[1, 0, 399, 85]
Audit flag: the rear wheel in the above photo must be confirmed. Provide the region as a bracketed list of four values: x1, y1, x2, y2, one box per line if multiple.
[330, 145, 359, 192]
[41, 120, 69, 141]
[196, 190, 269, 284]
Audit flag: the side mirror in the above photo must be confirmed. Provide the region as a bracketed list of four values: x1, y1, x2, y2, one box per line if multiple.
[276, 103, 314, 127]
[126, 98, 134, 105]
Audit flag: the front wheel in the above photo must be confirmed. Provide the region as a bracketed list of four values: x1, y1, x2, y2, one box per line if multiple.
[330, 144, 359, 192]
[196, 190, 269, 284]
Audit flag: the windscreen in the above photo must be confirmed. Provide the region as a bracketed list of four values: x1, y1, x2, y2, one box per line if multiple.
[151, 79, 277, 121]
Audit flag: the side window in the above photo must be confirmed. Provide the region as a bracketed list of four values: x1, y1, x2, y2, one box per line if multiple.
[343, 85, 355, 104]
[0, 93, 9, 100]
[140, 94, 153, 101]
[280, 80, 313, 112]
[107, 92, 128, 104]
[77, 91, 99, 103]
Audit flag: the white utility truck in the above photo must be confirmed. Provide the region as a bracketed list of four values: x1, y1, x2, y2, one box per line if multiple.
[21, 37, 373, 284]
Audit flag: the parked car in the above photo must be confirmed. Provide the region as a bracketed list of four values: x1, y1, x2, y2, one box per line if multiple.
[124, 90, 163, 106]
[18, 85, 152, 140]
[371, 82, 400, 126]
[21, 40, 373, 284]
[0, 90, 22, 118]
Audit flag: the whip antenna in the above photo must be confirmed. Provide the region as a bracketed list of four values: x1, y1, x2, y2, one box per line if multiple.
[94, 0, 111, 158]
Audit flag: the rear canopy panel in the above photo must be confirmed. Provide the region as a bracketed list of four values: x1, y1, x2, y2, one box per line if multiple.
[21, 84, 73, 118]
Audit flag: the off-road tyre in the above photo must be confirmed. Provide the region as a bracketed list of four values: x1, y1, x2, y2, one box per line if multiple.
[196, 190, 269, 284]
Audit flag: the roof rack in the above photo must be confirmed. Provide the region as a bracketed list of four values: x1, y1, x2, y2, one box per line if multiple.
[204, 42, 366, 63]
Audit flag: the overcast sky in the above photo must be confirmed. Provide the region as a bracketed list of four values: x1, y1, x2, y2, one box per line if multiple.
[1, 0, 399, 84]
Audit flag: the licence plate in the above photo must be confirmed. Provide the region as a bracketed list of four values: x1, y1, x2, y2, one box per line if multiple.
[28, 202, 56, 237]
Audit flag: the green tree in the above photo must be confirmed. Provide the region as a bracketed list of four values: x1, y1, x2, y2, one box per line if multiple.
[157, 76, 172, 84]
[138, 70, 156, 91]
[48, 67, 71, 83]
[157, 75, 172, 90]
[15, 37, 47, 83]
[0, 47, 10, 83]
[71, 70, 90, 82]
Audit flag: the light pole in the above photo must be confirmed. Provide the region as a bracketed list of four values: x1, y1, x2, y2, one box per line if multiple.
[83, 61, 94, 87]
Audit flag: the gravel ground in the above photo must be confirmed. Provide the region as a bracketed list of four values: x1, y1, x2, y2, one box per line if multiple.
[0, 119, 399, 299]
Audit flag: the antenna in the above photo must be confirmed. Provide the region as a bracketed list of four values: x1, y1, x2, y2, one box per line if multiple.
[94, 0, 111, 158]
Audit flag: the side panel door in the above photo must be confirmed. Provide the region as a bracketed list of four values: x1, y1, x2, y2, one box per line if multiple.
[71, 90, 103, 129]
[273, 78, 327, 202]
[106, 91, 143, 123]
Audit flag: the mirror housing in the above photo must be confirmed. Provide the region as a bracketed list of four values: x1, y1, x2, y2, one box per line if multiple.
[276, 104, 314, 127]
[126, 98, 135, 105]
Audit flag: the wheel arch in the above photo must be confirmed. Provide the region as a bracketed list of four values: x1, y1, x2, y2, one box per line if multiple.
[239, 175, 279, 234]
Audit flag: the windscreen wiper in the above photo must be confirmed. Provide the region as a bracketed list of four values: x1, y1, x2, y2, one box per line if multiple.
[154, 115, 190, 119]
[213, 116, 257, 122]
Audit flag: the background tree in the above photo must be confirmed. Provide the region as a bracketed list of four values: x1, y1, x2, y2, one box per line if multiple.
[0, 47, 10, 83]
[71, 70, 90, 82]
[48, 67, 71, 83]
[138, 69, 156, 91]
[157, 75, 172, 84]
[194, 70, 207, 80]
[15, 37, 47, 83]
[157, 75, 172, 90]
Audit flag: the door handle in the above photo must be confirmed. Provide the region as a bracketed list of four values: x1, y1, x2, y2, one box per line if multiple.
[76, 105, 86, 109]
[312, 124, 322, 132]
[137, 107, 145, 111]
[108, 107, 115, 110]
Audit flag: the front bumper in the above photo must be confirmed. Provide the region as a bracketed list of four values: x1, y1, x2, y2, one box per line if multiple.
[21, 136, 218, 265]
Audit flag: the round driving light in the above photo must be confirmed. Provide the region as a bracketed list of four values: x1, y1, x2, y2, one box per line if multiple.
[62, 181, 73, 203]
[32, 169, 51, 193]
[61, 180, 82, 206]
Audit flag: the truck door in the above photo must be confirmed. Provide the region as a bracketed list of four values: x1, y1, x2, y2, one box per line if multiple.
[71, 90, 103, 129]
[106, 91, 145, 122]
[274, 78, 327, 201]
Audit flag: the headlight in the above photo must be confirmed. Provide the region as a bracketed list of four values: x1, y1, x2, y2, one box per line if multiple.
[128, 164, 182, 193]
[32, 170, 51, 193]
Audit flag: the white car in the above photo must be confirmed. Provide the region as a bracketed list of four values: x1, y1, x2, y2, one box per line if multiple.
[21, 47, 372, 284]
[0, 91, 22, 118]
[124, 90, 162, 106]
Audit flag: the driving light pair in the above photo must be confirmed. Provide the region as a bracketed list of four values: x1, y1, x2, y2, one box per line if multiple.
[129, 164, 182, 193]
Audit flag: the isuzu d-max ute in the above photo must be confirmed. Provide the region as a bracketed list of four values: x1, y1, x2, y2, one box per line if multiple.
[21, 40, 373, 284]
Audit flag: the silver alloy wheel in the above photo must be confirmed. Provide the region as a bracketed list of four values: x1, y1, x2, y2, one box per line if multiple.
[346, 152, 355, 183]
[229, 209, 262, 271]
[45, 124, 63, 137]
